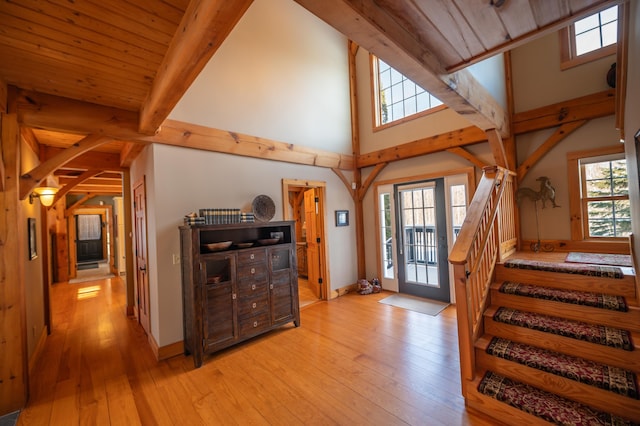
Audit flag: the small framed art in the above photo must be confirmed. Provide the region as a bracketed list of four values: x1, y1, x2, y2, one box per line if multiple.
[335, 210, 349, 227]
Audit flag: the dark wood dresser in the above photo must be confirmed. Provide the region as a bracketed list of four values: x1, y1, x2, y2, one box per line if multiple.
[179, 221, 300, 368]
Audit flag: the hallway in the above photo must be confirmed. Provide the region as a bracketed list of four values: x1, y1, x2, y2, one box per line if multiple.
[19, 276, 493, 425]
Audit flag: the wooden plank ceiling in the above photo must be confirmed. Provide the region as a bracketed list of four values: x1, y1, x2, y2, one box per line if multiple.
[0, 0, 617, 199]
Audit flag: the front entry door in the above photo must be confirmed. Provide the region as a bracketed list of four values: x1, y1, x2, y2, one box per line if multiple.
[76, 214, 103, 262]
[396, 179, 450, 302]
[134, 180, 151, 335]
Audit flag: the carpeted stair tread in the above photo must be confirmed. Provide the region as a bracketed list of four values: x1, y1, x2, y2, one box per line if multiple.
[478, 371, 639, 425]
[503, 258, 624, 279]
[493, 307, 633, 351]
[486, 337, 638, 399]
[499, 281, 628, 312]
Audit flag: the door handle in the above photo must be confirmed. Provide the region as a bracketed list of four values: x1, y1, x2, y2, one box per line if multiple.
[139, 265, 146, 271]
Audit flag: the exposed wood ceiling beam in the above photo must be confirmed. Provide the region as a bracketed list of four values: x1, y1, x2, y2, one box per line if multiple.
[294, 0, 509, 136]
[357, 126, 488, 168]
[19, 134, 111, 200]
[446, 147, 488, 169]
[517, 120, 587, 182]
[148, 120, 354, 170]
[139, 0, 254, 134]
[50, 169, 102, 206]
[485, 129, 508, 169]
[513, 90, 615, 134]
[43, 147, 125, 172]
[120, 142, 147, 167]
[16, 90, 140, 138]
[16, 91, 355, 170]
[20, 127, 39, 154]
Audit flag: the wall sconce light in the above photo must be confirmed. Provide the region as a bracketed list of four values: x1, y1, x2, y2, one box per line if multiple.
[29, 187, 59, 207]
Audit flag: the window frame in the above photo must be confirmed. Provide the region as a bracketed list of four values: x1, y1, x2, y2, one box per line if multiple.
[567, 145, 629, 241]
[369, 54, 446, 131]
[559, 5, 619, 71]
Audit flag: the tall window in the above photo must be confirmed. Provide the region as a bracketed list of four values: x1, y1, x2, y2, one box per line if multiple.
[379, 192, 394, 279]
[581, 156, 630, 238]
[371, 56, 443, 129]
[449, 185, 467, 243]
[568, 146, 630, 240]
[560, 5, 618, 70]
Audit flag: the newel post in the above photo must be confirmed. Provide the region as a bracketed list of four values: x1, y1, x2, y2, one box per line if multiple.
[453, 262, 474, 396]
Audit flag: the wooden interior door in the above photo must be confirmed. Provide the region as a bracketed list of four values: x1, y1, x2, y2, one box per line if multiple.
[304, 188, 321, 299]
[133, 180, 151, 335]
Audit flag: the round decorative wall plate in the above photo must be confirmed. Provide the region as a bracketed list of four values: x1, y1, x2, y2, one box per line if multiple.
[252, 194, 275, 222]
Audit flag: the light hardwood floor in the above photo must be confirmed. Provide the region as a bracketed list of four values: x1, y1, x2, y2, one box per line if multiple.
[18, 276, 497, 425]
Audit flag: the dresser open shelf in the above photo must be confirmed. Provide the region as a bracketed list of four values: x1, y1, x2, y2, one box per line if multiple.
[179, 221, 300, 368]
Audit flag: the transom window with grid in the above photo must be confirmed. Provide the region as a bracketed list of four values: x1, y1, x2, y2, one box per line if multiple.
[578, 153, 630, 239]
[560, 5, 618, 70]
[371, 56, 443, 129]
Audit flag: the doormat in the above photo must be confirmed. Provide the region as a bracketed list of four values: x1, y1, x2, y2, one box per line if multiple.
[77, 262, 99, 270]
[378, 293, 449, 316]
[565, 252, 633, 267]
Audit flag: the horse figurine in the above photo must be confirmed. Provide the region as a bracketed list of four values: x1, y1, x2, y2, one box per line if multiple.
[516, 176, 560, 209]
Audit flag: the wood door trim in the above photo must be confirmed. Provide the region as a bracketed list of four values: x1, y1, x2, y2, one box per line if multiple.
[282, 179, 329, 300]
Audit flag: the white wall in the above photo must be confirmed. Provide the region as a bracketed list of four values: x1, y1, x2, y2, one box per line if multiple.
[511, 31, 616, 113]
[170, 0, 351, 154]
[511, 30, 619, 241]
[131, 0, 356, 347]
[131, 144, 356, 347]
[468, 54, 507, 111]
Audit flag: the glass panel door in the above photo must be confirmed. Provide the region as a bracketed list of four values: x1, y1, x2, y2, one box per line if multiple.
[395, 178, 449, 302]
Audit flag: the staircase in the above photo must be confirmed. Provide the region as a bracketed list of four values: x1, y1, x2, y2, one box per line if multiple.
[465, 258, 640, 425]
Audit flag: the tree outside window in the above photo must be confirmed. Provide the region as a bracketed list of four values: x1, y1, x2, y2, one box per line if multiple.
[581, 157, 630, 238]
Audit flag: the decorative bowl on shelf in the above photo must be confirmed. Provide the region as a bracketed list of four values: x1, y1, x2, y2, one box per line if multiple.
[202, 241, 233, 252]
[235, 242, 254, 249]
[257, 238, 279, 245]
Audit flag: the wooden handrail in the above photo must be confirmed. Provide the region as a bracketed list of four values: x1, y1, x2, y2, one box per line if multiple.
[449, 166, 517, 395]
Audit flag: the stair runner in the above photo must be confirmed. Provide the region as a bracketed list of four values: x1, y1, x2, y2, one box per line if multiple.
[499, 281, 628, 312]
[478, 372, 638, 425]
[486, 337, 638, 398]
[478, 259, 638, 424]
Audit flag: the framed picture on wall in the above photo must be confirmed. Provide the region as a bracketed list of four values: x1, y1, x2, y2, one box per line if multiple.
[335, 210, 349, 227]
[28, 217, 37, 260]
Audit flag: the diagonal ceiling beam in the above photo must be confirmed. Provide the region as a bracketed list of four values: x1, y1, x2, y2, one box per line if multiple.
[139, 0, 254, 134]
[49, 169, 101, 207]
[19, 134, 111, 200]
[294, 0, 509, 136]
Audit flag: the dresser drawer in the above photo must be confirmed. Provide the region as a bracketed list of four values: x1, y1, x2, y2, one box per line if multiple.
[237, 263, 268, 281]
[237, 293, 269, 319]
[237, 279, 268, 296]
[238, 312, 270, 336]
[237, 248, 266, 265]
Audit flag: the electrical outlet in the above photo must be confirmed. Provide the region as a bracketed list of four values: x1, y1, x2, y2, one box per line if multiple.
[172, 254, 180, 264]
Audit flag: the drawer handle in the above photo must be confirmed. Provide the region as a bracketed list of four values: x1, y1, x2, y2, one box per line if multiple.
[232, 293, 236, 300]
[269, 284, 273, 290]
[250, 254, 255, 260]
[253, 321, 258, 328]
[251, 267, 255, 274]
[251, 284, 256, 290]
[252, 302, 257, 309]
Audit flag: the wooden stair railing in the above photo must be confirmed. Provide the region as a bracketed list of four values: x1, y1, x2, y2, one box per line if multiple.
[449, 166, 517, 396]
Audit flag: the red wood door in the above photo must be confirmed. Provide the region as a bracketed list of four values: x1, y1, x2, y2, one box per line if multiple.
[134, 180, 151, 335]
